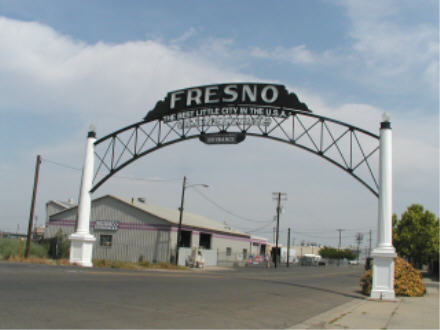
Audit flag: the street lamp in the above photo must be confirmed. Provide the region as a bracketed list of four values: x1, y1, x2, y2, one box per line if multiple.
[175, 176, 209, 265]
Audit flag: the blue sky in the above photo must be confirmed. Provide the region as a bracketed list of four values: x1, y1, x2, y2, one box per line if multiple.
[0, 0, 438, 250]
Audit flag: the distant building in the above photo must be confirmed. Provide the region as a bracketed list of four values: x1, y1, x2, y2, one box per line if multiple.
[294, 244, 322, 258]
[45, 195, 268, 266]
[0, 232, 27, 240]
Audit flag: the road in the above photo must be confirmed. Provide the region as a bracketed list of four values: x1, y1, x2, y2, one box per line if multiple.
[0, 261, 365, 329]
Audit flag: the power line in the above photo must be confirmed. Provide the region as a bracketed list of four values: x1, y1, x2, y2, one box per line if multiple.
[112, 174, 181, 183]
[42, 158, 81, 171]
[293, 233, 345, 239]
[293, 227, 374, 233]
[41, 157, 180, 182]
[192, 187, 273, 223]
[244, 221, 276, 234]
[0, 215, 26, 218]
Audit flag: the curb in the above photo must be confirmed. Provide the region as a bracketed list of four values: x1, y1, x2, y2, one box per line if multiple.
[289, 299, 366, 329]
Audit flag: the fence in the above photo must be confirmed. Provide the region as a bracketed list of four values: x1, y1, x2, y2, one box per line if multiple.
[217, 250, 248, 267]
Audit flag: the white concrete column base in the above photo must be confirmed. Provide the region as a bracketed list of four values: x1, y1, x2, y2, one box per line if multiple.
[69, 232, 96, 267]
[370, 248, 397, 301]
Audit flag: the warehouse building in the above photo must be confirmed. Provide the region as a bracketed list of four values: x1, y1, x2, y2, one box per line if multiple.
[45, 195, 267, 266]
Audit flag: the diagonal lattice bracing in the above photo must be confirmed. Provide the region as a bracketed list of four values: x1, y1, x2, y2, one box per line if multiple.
[92, 111, 380, 196]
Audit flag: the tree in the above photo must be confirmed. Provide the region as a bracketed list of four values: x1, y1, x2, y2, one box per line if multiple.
[319, 246, 356, 260]
[393, 204, 439, 269]
[319, 246, 339, 259]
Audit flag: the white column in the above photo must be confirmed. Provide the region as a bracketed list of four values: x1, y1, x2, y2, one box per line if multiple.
[371, 114, 396, 300]
[69, 125, 97, 267]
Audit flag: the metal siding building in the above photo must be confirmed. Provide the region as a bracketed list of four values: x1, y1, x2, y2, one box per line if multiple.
[45, 195, 266, 265]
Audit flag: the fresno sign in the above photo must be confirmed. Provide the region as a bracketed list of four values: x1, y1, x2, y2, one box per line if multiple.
[144, 83, 311, 123]
[170, 84, 280, 108]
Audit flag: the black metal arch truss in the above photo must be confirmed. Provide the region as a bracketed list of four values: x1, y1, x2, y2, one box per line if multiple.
[92, 110, 380, 196]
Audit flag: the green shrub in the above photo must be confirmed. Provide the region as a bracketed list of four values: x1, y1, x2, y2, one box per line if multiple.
[360, 257, 426, 296]
[56, 230, 70, 259]
[0, 239, 20, 259]
[394, 257, 426, 296]
[28, 241, 48, 258]
[360, 269, 372, 295]
[0, 238, 48, 259]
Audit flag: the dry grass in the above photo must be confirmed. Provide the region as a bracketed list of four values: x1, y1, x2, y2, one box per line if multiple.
[92, 259, 187, 271]
[56, 258, 71, 265]
[149, 262, 187, 270]
[5, 253, 186, 271]
[92, 259, 141, 270]
[8, 255, 55, 264]
[7, 255, 71, 266]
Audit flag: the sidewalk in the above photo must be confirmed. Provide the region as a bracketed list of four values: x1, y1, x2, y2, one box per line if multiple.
[291, 277, 439, 329]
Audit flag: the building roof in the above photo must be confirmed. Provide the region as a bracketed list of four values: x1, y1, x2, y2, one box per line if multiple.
[46, 199, 75, 209]
[112, 195, 249, 237]
[49, 194, 252, 238]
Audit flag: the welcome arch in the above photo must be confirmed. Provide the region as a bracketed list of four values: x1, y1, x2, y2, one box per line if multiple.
[69, 83, 397, 300]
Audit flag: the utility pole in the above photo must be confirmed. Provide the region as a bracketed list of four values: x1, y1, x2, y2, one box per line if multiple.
[337, 229, 345, 249]
[176, 176, 187, 265]
[356, 232, 364, 262]
[337, 228, 345, 266]
[287, 228, 291, 268]
[275, 192, 281, 268]
[25, 155, 42, 258]
[175, 176, 208, 265]
[272, 192, 286, 268]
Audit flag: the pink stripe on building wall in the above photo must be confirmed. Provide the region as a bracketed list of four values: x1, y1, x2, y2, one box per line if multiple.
[47, 220, 75, 227]
[47, 219, 259, 243]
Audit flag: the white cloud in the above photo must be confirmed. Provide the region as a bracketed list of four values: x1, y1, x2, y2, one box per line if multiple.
[170, 27, 198, 45]
[340, 0, 439, 93]
[0, 17, 252, 128]
[250, 45, 316, 64]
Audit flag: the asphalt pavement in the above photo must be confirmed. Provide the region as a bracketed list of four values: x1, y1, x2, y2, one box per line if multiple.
[0, 261, 364, 329]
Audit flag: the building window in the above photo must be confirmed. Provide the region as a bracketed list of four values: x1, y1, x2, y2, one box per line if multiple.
[226, 247, 232, 256]
[179, 230, 192, 248]
[100, 234, 112, 247]
[243, 249, 248, 260]
[199, 233, 211, 249]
